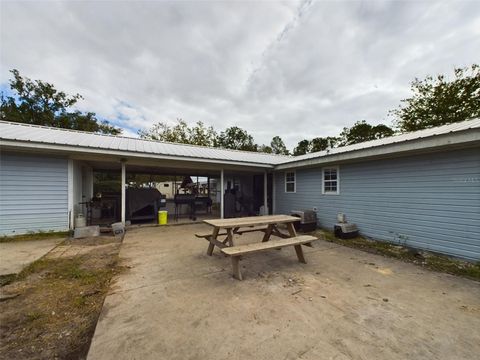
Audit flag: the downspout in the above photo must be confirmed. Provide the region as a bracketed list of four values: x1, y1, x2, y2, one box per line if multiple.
[67, 158, 74, 230]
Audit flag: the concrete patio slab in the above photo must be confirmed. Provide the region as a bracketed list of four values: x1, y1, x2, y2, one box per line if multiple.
[88, 224, 480, 360]
[0, 238, 63, 275]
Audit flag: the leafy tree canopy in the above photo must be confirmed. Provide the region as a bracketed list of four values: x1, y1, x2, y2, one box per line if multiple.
[258, 144, 273, 153]
[293, 139, 311, 156]
[139, 121, 259, 152]
[310, 136, 339, 152]
[215, 126, 258, 151]
[138, 119, 217, 146]
[235, 136, 289, 155]
[293, 136, 339, 155]
[270, 136, 289, 155]
[0, 69, 120, 134]
[189, 121, 217, 147]
[338, 120, 394, 146]
[392, 64, 480, 132]
[293, 121, 393, 155]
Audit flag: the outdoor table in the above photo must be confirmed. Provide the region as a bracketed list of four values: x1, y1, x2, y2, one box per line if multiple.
[203, 215, 300, 255]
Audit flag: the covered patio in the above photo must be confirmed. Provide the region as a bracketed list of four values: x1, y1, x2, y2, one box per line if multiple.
[69, 153, 275, 229]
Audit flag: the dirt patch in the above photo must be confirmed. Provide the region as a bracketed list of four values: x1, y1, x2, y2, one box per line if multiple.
[0, 235, 124, 360]
[0, 274, 17, 287]
[316, 230, 480, 281]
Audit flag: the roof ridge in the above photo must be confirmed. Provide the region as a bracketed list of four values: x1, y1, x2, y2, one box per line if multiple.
[0, 120, 292, 158]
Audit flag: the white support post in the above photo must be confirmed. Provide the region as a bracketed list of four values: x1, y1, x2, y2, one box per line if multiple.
[82, 165, 94, 201]
[88, 166, 94, 199]
[220, 169, 224, 219]
[272, 172, 276, 214]
[121, 161, 126, 225]
[67, 159, 74, 229]
[264, 171, 268, 215]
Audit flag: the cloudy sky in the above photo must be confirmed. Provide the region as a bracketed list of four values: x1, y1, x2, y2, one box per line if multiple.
[1, 0, 479, 148]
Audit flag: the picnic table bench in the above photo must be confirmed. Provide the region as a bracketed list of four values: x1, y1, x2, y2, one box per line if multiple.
[200, 215, 321, 280]
[221, 235, 318, 280]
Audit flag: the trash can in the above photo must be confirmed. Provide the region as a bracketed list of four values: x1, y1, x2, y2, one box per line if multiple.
[75, 214, 86, 228]
[158, 210, 168, 225]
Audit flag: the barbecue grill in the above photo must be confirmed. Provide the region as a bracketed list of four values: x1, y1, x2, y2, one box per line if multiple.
[174, 194, 196, 221]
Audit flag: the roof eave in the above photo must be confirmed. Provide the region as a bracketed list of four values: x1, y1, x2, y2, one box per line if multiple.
[0, 140, 276, 169]
[274, 129, 480, 170]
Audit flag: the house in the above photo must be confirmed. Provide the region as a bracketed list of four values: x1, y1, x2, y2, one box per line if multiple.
[0, 119, 479, 260]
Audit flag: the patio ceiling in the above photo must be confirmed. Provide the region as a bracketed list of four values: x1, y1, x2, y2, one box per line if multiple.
[76, 155, 269, 176]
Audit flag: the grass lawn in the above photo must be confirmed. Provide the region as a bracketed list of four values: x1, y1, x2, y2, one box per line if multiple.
[315, 230, 480, 281]
[0, 231, 70, 243]
[0, 236, 123, 359]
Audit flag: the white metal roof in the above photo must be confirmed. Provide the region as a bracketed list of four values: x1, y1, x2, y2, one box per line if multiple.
[0, 121, 291, 166]
[279, 118, 480, 166]
[1, 119, 478, 169]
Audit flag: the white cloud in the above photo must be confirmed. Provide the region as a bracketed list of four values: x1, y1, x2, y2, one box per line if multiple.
[1, 0, 478, 149]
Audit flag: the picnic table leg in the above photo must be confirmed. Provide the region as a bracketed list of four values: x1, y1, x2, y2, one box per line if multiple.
[286, 222, 297, 237]
[231, 257, 243, 280]
[226, 228, 234, 246]
[262, 224, 274, 242]
[270, 224, 288, 250]
[207, 227, 219, 256]
[207, 241, 215, 256]
[294, 245, 307, 264]
[287, 221, 313, 247]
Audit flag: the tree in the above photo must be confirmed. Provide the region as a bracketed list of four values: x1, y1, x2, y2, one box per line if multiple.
[270, 136, 289, 155]
[0, 69, 120, 134]
[258, 144, 273, 153]
[187, 121, 217, 147]
[138, 119, 217, 146]
[392, 64, 480, 132]
[310, 136, 339, 152]
[293, 139, 311, 156]
[338, 120, 393, 146]
[138, 119, 188, 143]
[291, 121, 392, 156]
[140, 121, 259, 151]
[371, 124, 395, 139]
[215, 126, 258, 151]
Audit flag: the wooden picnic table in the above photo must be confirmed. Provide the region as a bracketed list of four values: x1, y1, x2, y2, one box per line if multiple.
[199, 215, 318, 280]
[202, 215, 300, 254]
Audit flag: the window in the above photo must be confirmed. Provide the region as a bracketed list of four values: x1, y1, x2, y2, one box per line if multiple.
[322, 167, 339, 194]
[285, 171, 296, 193]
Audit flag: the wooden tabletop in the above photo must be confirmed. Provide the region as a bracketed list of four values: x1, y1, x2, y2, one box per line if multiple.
[203, 215, 300, 229]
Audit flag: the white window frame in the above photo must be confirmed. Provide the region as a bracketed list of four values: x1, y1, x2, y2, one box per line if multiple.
[322, 166, 340, 195]
[285, 170, 296, 193]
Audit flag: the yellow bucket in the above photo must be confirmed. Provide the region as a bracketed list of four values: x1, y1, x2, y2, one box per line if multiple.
[158, 210, 168, 225]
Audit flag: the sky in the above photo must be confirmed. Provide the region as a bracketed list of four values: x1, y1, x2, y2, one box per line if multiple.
[1, 0, 479, 149]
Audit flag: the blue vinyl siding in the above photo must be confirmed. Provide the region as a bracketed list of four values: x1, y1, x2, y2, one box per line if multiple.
[274, 148, 480, 261]
[0, 153, 68, 235]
